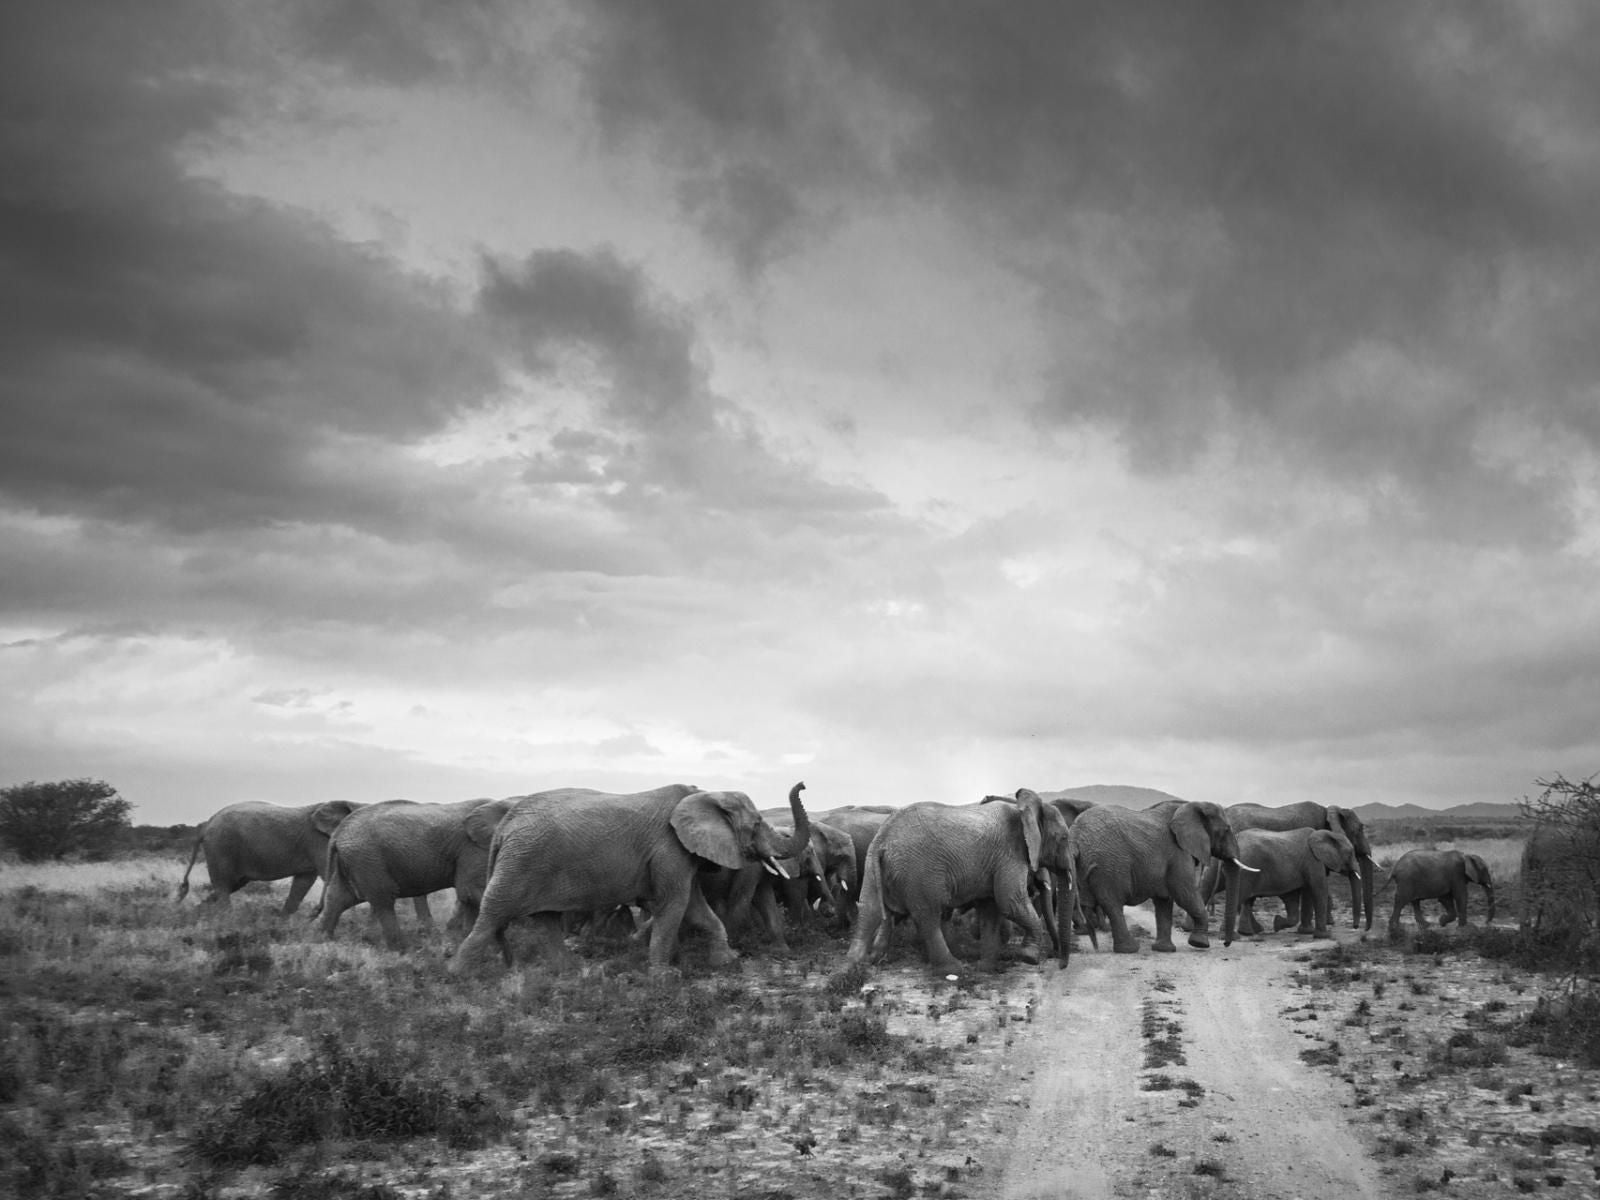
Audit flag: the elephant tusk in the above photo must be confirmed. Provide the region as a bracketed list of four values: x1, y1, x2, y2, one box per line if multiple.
[1232, 857, 1261, 874]
[1352, 868, 1362, 881]
[763, 857, 791, 880]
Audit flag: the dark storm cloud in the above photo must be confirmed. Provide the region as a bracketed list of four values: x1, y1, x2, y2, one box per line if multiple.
[480, 247, 892, 523]
[575, 1, 1600, 528]
[580, 0, 847, 274]
[282, 0, 516, 85]
[0, 2, 498, 535]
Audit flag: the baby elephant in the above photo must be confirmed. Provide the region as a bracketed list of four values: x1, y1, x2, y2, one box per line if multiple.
[1385, 848, 1495, 935]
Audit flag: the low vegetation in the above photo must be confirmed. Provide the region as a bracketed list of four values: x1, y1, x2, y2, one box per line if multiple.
[0, 859, 1027, 1198]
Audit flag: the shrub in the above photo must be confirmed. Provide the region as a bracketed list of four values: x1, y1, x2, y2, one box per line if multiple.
[1510, 987, 1600, 1068]
[0, 779, 132, 863]
[1519, 774, 1600, 959]
[190, 1035, 506, 1166]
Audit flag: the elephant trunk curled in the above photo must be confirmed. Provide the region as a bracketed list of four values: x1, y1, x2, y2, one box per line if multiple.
[787, 781, 810, 878]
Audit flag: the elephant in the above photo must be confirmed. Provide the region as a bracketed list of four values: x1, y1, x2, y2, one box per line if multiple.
[1383, 848, 1495, 935]
[451, 783, 799, 973]
[813, 805, 896, 910]
[707, 785, 854, 948]
[1220, 828, 1360, 945]
[1071, 799, 1257, 954]
[1039, 796, 1102, 938]
[845, 788, 1073, 976]
[319, 797, 517, 950]
[1224, 802, 1376, 932]
[177, 800, 366, 914]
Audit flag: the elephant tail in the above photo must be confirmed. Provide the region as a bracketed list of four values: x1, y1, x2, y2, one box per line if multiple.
[325, 840, 364, 904]
[176, 822, 207, 902]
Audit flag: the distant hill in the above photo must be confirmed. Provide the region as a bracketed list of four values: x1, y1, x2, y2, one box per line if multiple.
[1040, 784, 1186, 810]
[1035, 789, 1525, 822]
[1352, 801, 1525, 822]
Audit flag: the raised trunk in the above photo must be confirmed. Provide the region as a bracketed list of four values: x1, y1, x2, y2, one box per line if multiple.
[787, 781, 811, 872]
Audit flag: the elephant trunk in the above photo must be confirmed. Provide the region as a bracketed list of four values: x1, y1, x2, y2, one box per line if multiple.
[1222, 859, 1245, 947]
[1053, 872, 1073, 964]
[1485, 883, 1497, 923]
[787, 781, 811, 872]
[1356, 855, 1376, 930]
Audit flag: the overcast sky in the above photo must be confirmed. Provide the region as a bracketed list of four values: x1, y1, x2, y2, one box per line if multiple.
[5, 2, 1600, 825]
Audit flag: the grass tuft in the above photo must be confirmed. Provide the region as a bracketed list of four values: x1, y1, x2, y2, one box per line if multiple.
[190, 1034, 506, 1166]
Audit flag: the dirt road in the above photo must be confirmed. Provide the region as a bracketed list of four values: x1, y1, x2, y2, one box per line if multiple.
[991, 931, 1388, 1199]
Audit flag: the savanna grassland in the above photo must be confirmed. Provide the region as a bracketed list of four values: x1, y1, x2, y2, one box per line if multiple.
[0, 857, 1041, 1200]
[7, 815, 1600, 1200]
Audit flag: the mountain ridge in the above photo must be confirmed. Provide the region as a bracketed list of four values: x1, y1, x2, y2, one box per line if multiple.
[1039, 784, 1525, 821]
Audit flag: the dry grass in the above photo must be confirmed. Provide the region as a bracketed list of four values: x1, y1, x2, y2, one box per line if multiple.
[0, 853, 189, 893]
[0, 856, 1023, 1198]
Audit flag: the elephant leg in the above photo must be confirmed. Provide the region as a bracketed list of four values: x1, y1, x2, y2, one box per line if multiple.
[1238, 899, 1261, 936]
[281, 873, 316, 916]
[1442, 889, 1463, 926]
[371, 899, 406, 951]
[1389, 894, 1405, 936]
[448, 895, 479, 936]
[1290, 888, 1316, 934]
[911, 902, 966, 975]
[318, 876, 361, 939]
[1311, 882, 1331, 936]
[752, 882, 790, 951]
[1174, 887, 1211, 950]
[683, 885, 738, 967]
[411, 895, 437, 935]
[972, 900, 1004, 970]
[1151, 898, 1177, 952]
[1410, 899, 1429, 927]
[1101, 899, 1139, 954]
[724, 868, 761, 939]
[524, 912, 574, 970]
[644, 883, 705, 972]
[996, 891, 1045, 965]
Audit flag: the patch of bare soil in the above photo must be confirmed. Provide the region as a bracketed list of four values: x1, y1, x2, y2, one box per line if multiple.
[1278, 930, 1600, 1198]
[973, 922, 1600, 1200]
[989, 932, 1385, 1200]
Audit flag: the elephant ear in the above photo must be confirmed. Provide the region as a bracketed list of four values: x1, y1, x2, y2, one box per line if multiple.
[1465, 854, 1492, 886]
[1013, 789, 1045, 871]
[1169, 803, 1212, 865]
[1327, 805, 1371, 854]
[464, 799, 514, 848]
[311, 800, 360, 836]
[670, 791, 753, 870]
[1308, 831, 1346, 872]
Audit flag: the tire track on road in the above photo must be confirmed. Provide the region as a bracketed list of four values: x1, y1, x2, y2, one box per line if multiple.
[992, 938, 1389, 1199]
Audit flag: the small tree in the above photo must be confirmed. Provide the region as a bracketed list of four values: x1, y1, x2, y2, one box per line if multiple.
[0, 778, 133, 862]
[1519, 774, 1600, 955]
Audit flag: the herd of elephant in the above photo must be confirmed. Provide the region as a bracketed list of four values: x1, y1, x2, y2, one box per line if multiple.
[174, 785, 1500, 976]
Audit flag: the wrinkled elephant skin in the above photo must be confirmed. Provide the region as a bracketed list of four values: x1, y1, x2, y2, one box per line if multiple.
[320, 797, 516, 950]
[453, 784, 796, 974]
[176, 799, 364, 915]
[846, 789, 1072, 976]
